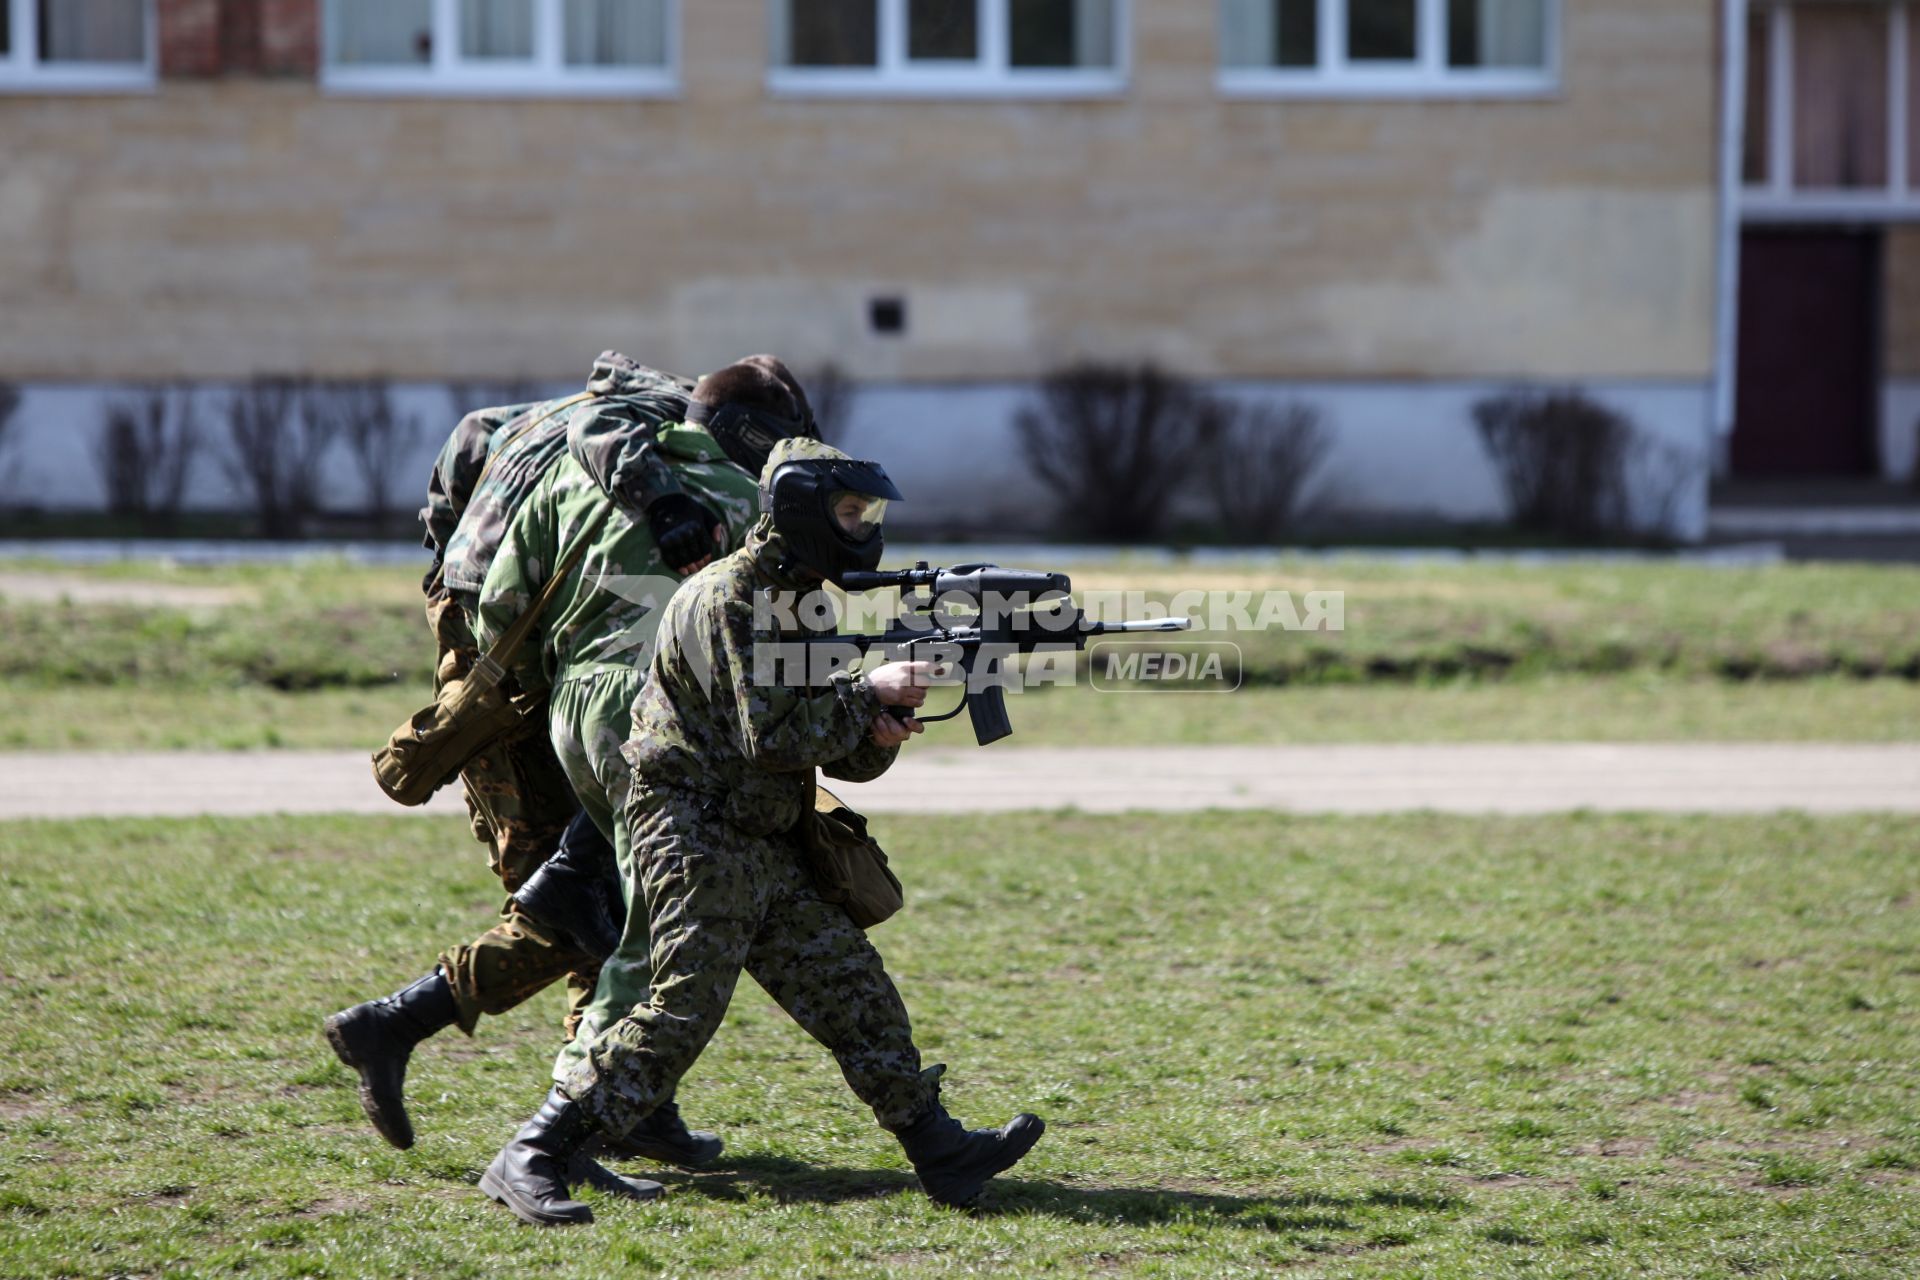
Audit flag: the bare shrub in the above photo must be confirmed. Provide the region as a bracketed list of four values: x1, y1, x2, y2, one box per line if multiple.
[1634, 439, 1708, 543]
[303, 380, 419, 537]
[1206, 401, 1331, 543]
[93, 384, 202, 528]
[800, 363, 856, 443]
[1016, 363, 1227, 541]
[1474, 388, 1637, 540]
[220, 375, 336, 539]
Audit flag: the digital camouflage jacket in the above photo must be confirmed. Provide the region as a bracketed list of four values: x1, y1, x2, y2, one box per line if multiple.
[439, 352, 696, 606]
[473, 424, 760, 697]
[620, 517, 898, 838]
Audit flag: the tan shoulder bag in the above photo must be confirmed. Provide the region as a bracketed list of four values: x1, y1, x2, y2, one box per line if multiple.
[371, 498, 612, 806]
[799, 771, 904, 929]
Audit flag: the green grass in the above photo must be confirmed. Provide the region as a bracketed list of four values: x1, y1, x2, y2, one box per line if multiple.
[0, 685, 430, 750]
[1, 554, 1914, 751]
[5, 554, 1920, 694]
[939, 675, 1920, 746]
[2, 676, 1916, 751]
[2, 810, 1918, 1277]
[1063, 555, 1920, 684]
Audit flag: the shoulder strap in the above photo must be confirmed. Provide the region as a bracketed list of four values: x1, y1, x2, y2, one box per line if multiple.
[467, 390, 596, 499]
[469, 496, 617, 691]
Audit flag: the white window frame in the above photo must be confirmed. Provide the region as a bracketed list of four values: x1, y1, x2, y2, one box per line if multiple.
[0, 0, 156, 94]
[321, 0, 680, 98]
[767, 0, 1130, 99]
[1741, 1, 1920, 223]
[1216, 0, 1559, 99]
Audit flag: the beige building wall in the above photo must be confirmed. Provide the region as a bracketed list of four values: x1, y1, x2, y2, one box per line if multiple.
[0, 0, 1718, 385]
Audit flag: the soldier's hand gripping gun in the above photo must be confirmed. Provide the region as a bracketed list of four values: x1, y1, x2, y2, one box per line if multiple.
[819, 561, 1190, 746]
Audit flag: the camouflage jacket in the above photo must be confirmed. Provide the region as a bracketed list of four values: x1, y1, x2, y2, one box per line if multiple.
[439, 352, 696, 608]
[621, 521, 897, 837]
[419, 401, 538, 573]
[474, 425, 760, 697]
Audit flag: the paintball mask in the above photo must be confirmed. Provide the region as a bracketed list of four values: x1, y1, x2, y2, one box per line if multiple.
[762, 454, 904, 585]
[686, 399, 819, 476]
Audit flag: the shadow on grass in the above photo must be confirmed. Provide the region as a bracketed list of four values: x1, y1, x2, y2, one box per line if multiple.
[643, 1154, 1463, 1233]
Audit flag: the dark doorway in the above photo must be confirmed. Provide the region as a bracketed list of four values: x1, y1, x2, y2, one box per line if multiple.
[1732, 228, 1880, 477]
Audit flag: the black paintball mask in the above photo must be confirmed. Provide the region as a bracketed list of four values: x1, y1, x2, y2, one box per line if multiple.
[685, 398, 819, 476]
[761, 456, 904, 585]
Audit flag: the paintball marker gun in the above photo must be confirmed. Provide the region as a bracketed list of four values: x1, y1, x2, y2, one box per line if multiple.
[809, 561, 1189, 746]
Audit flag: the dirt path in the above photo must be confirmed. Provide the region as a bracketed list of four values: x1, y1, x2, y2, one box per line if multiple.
[0, 571, 251, 608]
[2, 745, 1915, 819]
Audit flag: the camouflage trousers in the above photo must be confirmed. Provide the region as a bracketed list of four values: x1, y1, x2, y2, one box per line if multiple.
[425, 587, 599, 1036]
[546, 667, 648, 1074]
[560, 786, 938, 1139]
[547, 668, 641, 853]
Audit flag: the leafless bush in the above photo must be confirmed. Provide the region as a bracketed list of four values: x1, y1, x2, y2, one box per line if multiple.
[801, 363, 855, 443]
[93, 384, 202, 527]
[1474, 388, 1637, 540]
[220, 375, 336, 539]
[1206, 401, 1331, 543]
[1016, 363, 1227, 541]
[1635, 439, 1707, 543]
[303, 380, 419, 537]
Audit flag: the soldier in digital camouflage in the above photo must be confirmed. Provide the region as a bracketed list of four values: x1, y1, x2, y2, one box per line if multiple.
[326, 353, 804, 1167]
[479, 438, 1046, 1227]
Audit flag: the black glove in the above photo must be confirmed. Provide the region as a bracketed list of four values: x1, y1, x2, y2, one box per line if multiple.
[647, 493, 721, 574]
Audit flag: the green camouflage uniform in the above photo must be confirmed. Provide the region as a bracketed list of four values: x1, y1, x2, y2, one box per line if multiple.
[441, 355, 696, 620]
[476, 429, 759, 1070]
[477, 427, 759, 834]
[558, 460, 939, 1137]
[420, 355, 701, 1035]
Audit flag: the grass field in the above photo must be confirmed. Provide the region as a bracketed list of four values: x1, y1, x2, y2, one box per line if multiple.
[3, 810, 1917, 1278]
[2, 555, 1917, 751]
[5, 553, 1920, 691]
[3, 676, 1918, 751]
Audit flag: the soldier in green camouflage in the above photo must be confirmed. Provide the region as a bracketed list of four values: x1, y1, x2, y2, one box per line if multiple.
[326, 354, 791, 1160]
[475, 360, 816, 1172]
[480, 439, 1046, 1227]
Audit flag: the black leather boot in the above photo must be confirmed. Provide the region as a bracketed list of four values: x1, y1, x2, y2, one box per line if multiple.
[567, 1151, 664, 1204]
[895, 1102, 1046, 1208]
[323, 969, 458, 1150]
[594, 1093, 724, 1169]
[510, 812, 624, 961]
[479, 1087, 600, 1226]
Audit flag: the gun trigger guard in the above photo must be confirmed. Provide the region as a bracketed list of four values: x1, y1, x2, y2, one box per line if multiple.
[913, 699, 967, 725]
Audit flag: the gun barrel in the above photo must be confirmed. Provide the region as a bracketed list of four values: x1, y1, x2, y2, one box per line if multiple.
[840, 568, 925, 592]
[1083, 618, 1193, 635]
[839, 563, 1073, 599]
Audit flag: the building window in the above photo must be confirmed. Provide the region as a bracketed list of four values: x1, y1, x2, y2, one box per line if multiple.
[1744, 3, 1920, 219]
[770, 0, 1125, 96]
[323, 0, 675, 96]
[1219, 0, 1555, 96]
[0, 0, 153, 92]
[1348, 0, 1415, 63]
